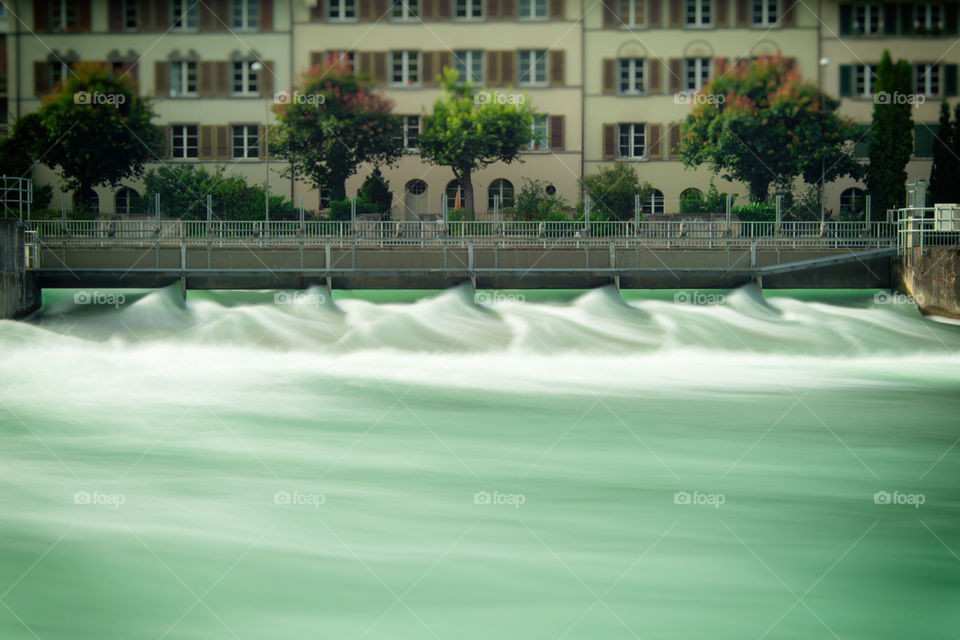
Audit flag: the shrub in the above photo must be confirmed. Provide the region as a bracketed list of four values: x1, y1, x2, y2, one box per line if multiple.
[510, 178, 569, 220]
[580, 163, 652, 221]
[732, 202, 776, 222]
[358, 168, 393, 220]
[679, 181, 735, 214]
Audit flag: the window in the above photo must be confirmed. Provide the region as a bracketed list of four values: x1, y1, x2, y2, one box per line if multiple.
[751, 0, 777, 25]
[618, 0, 645, 26]
[488, 179, 514, 209]
[232, 61, 259, 95]
[47, 61, 70, 88]
[915, 64, 941, 97]
[618, 58, 645, 94]
[456, 0, 483, 19]
[115, 187, 139, 214]
[75, 188, 99, 212]
[855, 64, 878, 96]
[328, 51, 355, 73]
[685, 0, 711, 26]
[518, 0, 547, 19]
[49, 0, 78, 31]
[914, 124, 939, 157]
[853, 125, 871, 157]
[618, 123, 646, 159]
[231, 125, 260, 159]
[407, 179, 427, 195]
[528, 115, 548, 150]
[391, 0, 419, 19]
[445, 180, 463, 210]
[171, 125, 199, 159]
[683, 57, 711, 91]
[641, 189, 664, 214]
[121, 0, 138, 29]
[454, 50, 483, 83]
[400, 115, 419, 150]
[328, 0, 356, 20]
[852, 3, 881, 34]
[518, 50, 547, 85]
[915, 3, 944, 33]
[170, 61, 197, 97]
[171, 0, 198, 29]
[391, 51, 419, 85]
[839, 188, 866, 215]
[231, 0, 259, 29]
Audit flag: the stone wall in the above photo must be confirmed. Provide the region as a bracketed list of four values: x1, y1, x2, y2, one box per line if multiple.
[0, 219, 42, 319]
[898, 247, 960, 320]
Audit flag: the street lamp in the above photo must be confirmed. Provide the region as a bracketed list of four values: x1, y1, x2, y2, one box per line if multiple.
[818, 57, 830, 227]
[251, 61, 269, 232]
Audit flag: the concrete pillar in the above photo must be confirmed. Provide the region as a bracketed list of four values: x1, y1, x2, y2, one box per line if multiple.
[0, 219, 41, 319]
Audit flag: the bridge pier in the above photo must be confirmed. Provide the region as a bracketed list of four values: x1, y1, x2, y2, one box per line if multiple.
[0, 219, 41, 319]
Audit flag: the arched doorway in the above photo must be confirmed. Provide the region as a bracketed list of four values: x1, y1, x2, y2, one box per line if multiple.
[404, 179, 427, 220]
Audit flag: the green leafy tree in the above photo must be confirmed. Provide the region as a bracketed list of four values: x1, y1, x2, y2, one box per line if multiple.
[680, 55, 864, 203]
[32, 62, 162, 208]
[270, 55, 404, 202]
[511, 178, 569, 220]
[419, 69, 535, 213]
[867, 50, 914, 215]
[929, 101, 958, 205]
[580, 163, 652, 220]
[358, 167, 394, 219]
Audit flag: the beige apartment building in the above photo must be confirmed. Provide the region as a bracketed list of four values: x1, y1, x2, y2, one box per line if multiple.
[2, 0, 958, 216]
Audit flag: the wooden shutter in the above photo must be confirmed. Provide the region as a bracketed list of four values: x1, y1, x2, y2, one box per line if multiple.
[158, 125, 170, 159]
[603, 124, 616, 160]
[259, 126, 267, 159]
[502, 0, 517, 17]
[310, 1, 325, 20]
[108, 0, 123, 29]
[486, 51, 501, 84]
[882, 3, 898, 34]
[422, 52, 436, 85]
[781, 0, 795, 25]
[715, 0, 728, 26]
[373, 0, 388, 18]
[198, 61, 214, 95]
[946, 2, 959, 35]
[945, 64, 959, 97]
[260, 61, 274, 96]
[549, 115, 564, 150]
[311, 51, 325, 67]
[373, 52, 387, 84]
[359, 0, 373, 19]
[215, 126, 230, 159]
[213, 0, 229, 28]
[155, 61, 170, 95]
[34, 1, 49, 31]
[713, 57, 728, 77]
[838, 64, 852, 96]
[549, 51, 564, 86]
[438, 0, 452, 18]
[668, 0, 681, 25]
[199, 2, 213, 29]
[438, 51, 452, 77]
[550, 0, 564, 19]
[839, 4, 852, 34]
[648, 0, 662, 25]
[421, 0, 436, 19]
[33, 62, 49, 95]
[78, 0, 92, 30]
[669, 58, 681, 93]
[602, 0, 617, 26]
[501, 51, 516, 85]
[357, 52, 372, 76]
[138, 0, 153, 29]
[735, 0, 748, 24]
[488, 0, 502, 18]
[199, 126, 214, 160]
[899, 3, 914, 34]
[602, 59, 615, 93]
[647, 124, 661, 158]
[668, 124, 681, 158]
[647, 58, 661, 93]
[260, 0, 274, 29]
[155, 0, 170, 28]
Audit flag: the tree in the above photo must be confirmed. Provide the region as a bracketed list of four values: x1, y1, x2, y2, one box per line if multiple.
[32, 62, 162, 208]
[579, 163, 652, 220]
[511, 178, 569, 220]
[358, 167, 394, 219]
[867, 50, 914, 215]
[419, 69, 535, 213]
[680, 55, 865, 203]
[929, 100, 957, 205]
[270, 55, 403, 202]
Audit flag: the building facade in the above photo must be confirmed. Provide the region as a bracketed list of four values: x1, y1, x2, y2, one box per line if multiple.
[3, 0, 959, 216]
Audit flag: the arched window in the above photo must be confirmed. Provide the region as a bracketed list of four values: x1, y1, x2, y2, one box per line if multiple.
[445, 180, 463, 210]
[680, 187, 703, 200]
[75, 188, 99, 213]
[641, 189, 664, 214]
[406, 179, 427, 195]
[114, 187, 139, 215]
[487, 179, 514, 210]
[840, 188, 866, 216]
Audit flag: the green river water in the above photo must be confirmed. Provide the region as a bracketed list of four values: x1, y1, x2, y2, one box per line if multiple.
[0, 286, 958, 639]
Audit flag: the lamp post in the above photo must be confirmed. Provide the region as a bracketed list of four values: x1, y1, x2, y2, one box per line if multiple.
[251, 61, 269, 234]
[819, 57, 830, 226]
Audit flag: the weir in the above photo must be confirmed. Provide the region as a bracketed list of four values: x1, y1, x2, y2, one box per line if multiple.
[0, 219, 41, 319]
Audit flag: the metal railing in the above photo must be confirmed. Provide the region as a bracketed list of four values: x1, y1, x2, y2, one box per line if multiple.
[28, 219, 895, 249]
[896, 211, 960, 255]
